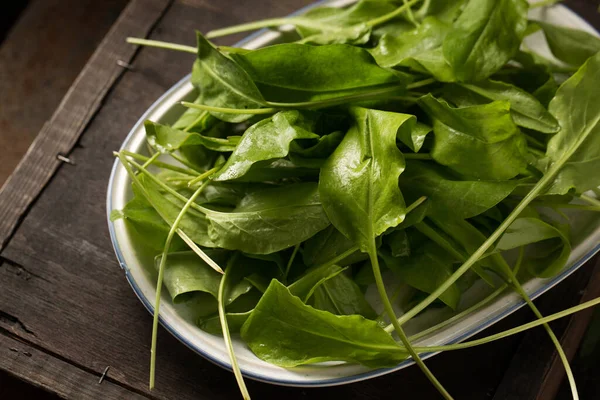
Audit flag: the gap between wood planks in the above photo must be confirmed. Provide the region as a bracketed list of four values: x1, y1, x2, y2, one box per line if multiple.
[0, 0, 175, 252]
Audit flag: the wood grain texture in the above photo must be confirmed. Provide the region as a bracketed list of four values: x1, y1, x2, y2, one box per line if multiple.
[0, 0, 170, 251]
[0, 0, 599, 399]
[0, 0, 128, 188]
[0, 332, 147, 400]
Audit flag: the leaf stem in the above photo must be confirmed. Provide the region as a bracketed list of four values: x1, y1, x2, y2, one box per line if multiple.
[265, 85, 405, 109]
[369, 246, 453, 400]
[183, 110, 209, 133]
[125, 157, 210, 214]
[412, 295, 600, 352]
[169, 152, 205, 174]
[285, 244, 301, 282]
[206, 17, 332, 39]
[406, 78, 437, 90]
[187, 166, 220, 188]
[218, 253, 251, 400]
[181, 101, 277, 115]
[395, 149, 574, 326]
[127, 37, 197, 54]
[121, 150, 199, 176]
[366, 0, 422, 27]
[150, 179, 210, 389]
[504, 265, 579, 400]
[580, 193, 600, 208]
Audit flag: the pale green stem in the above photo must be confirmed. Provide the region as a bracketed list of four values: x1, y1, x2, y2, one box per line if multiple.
[169, 152, 204, 174]
[265, 85, 405, 109]
[218, 254, 251, 399]
[412, 296, 600, 352]
[507, 271, 579, 400]
[369, 247, 453, 400]
[142, 152, 161, 169]
[395, 150, 579, 326]
[181, 101, 277, 115]
[187, 166, 220, 188]
[402, 0, 419, 27]
[183, 111, 208, 133]
[149, 179, 210, 389]
[125, 158, 209, 214]
[580, 193, 600, 208]
[206, 17, 333, 39]
[406, 78, 437, 90]
[127, 37, 197, 54]
[121, 150, 199, 176]
[285, 244, 301, 281]
[366, 0, 422, 27]
[126, 37, 243, 55]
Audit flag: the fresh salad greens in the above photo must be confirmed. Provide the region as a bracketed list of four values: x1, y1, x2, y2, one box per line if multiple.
[114, 0, 600, 398]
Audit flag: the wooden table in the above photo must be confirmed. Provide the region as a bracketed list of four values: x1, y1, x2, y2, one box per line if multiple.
[1, 1, 600, 399]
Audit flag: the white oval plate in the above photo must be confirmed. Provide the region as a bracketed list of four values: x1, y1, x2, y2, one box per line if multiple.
[107, 0, 600, 387]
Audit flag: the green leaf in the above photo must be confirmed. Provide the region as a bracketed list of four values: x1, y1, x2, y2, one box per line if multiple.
[311, 272, 377, 319]
[398, 122, 432, 153]
[544, 52, 600, 195]
[115, 184, 179, 252]
[233, 43, 408, 103]
[144, 120, 239, 152]
[212, 111, 319, 181]
[192, 32, 265, 123]
[535, 21, 600, 67]
[319, 107, 412, 252]
[401, 47, 456, 82]
[296, 0, 395, 38]
[154, 251, 251, 304]
[171, 95, 219, 132]
[443, 79, 560, 133]
[289, 130, 344, 168]
[228, 159, 317, 183]
[399, 161, 520, 219]
[302, 225, 366, 267]
[418, 94, 528, 180]
[443, 0, 528, 82]
[385, 230, 411, 258]
[288, 263, 346, 302]
[497, 217, 571, 278]
[380, 247, 461, 310]
[140, 174, 216, 248]
[416, 0, 467, 23]
[241, 280, 407, 367]
[370, 17, 451, 68]
[204, 183, 330, 254]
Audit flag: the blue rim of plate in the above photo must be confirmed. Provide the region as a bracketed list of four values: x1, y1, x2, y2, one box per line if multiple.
[107, 1, 600, 388]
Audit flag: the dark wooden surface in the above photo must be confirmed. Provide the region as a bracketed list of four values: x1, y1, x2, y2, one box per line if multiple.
[1, 1, 600, 399]
[0, 0, 129, 188]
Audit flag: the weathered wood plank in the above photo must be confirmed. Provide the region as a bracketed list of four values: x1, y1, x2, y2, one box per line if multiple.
[0, 331, 148, 400]
[0, 0, 171, 250]
[0, 0, 129, 187]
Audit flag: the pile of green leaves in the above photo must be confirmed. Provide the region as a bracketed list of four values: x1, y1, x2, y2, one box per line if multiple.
[114, 0, 600, 398]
